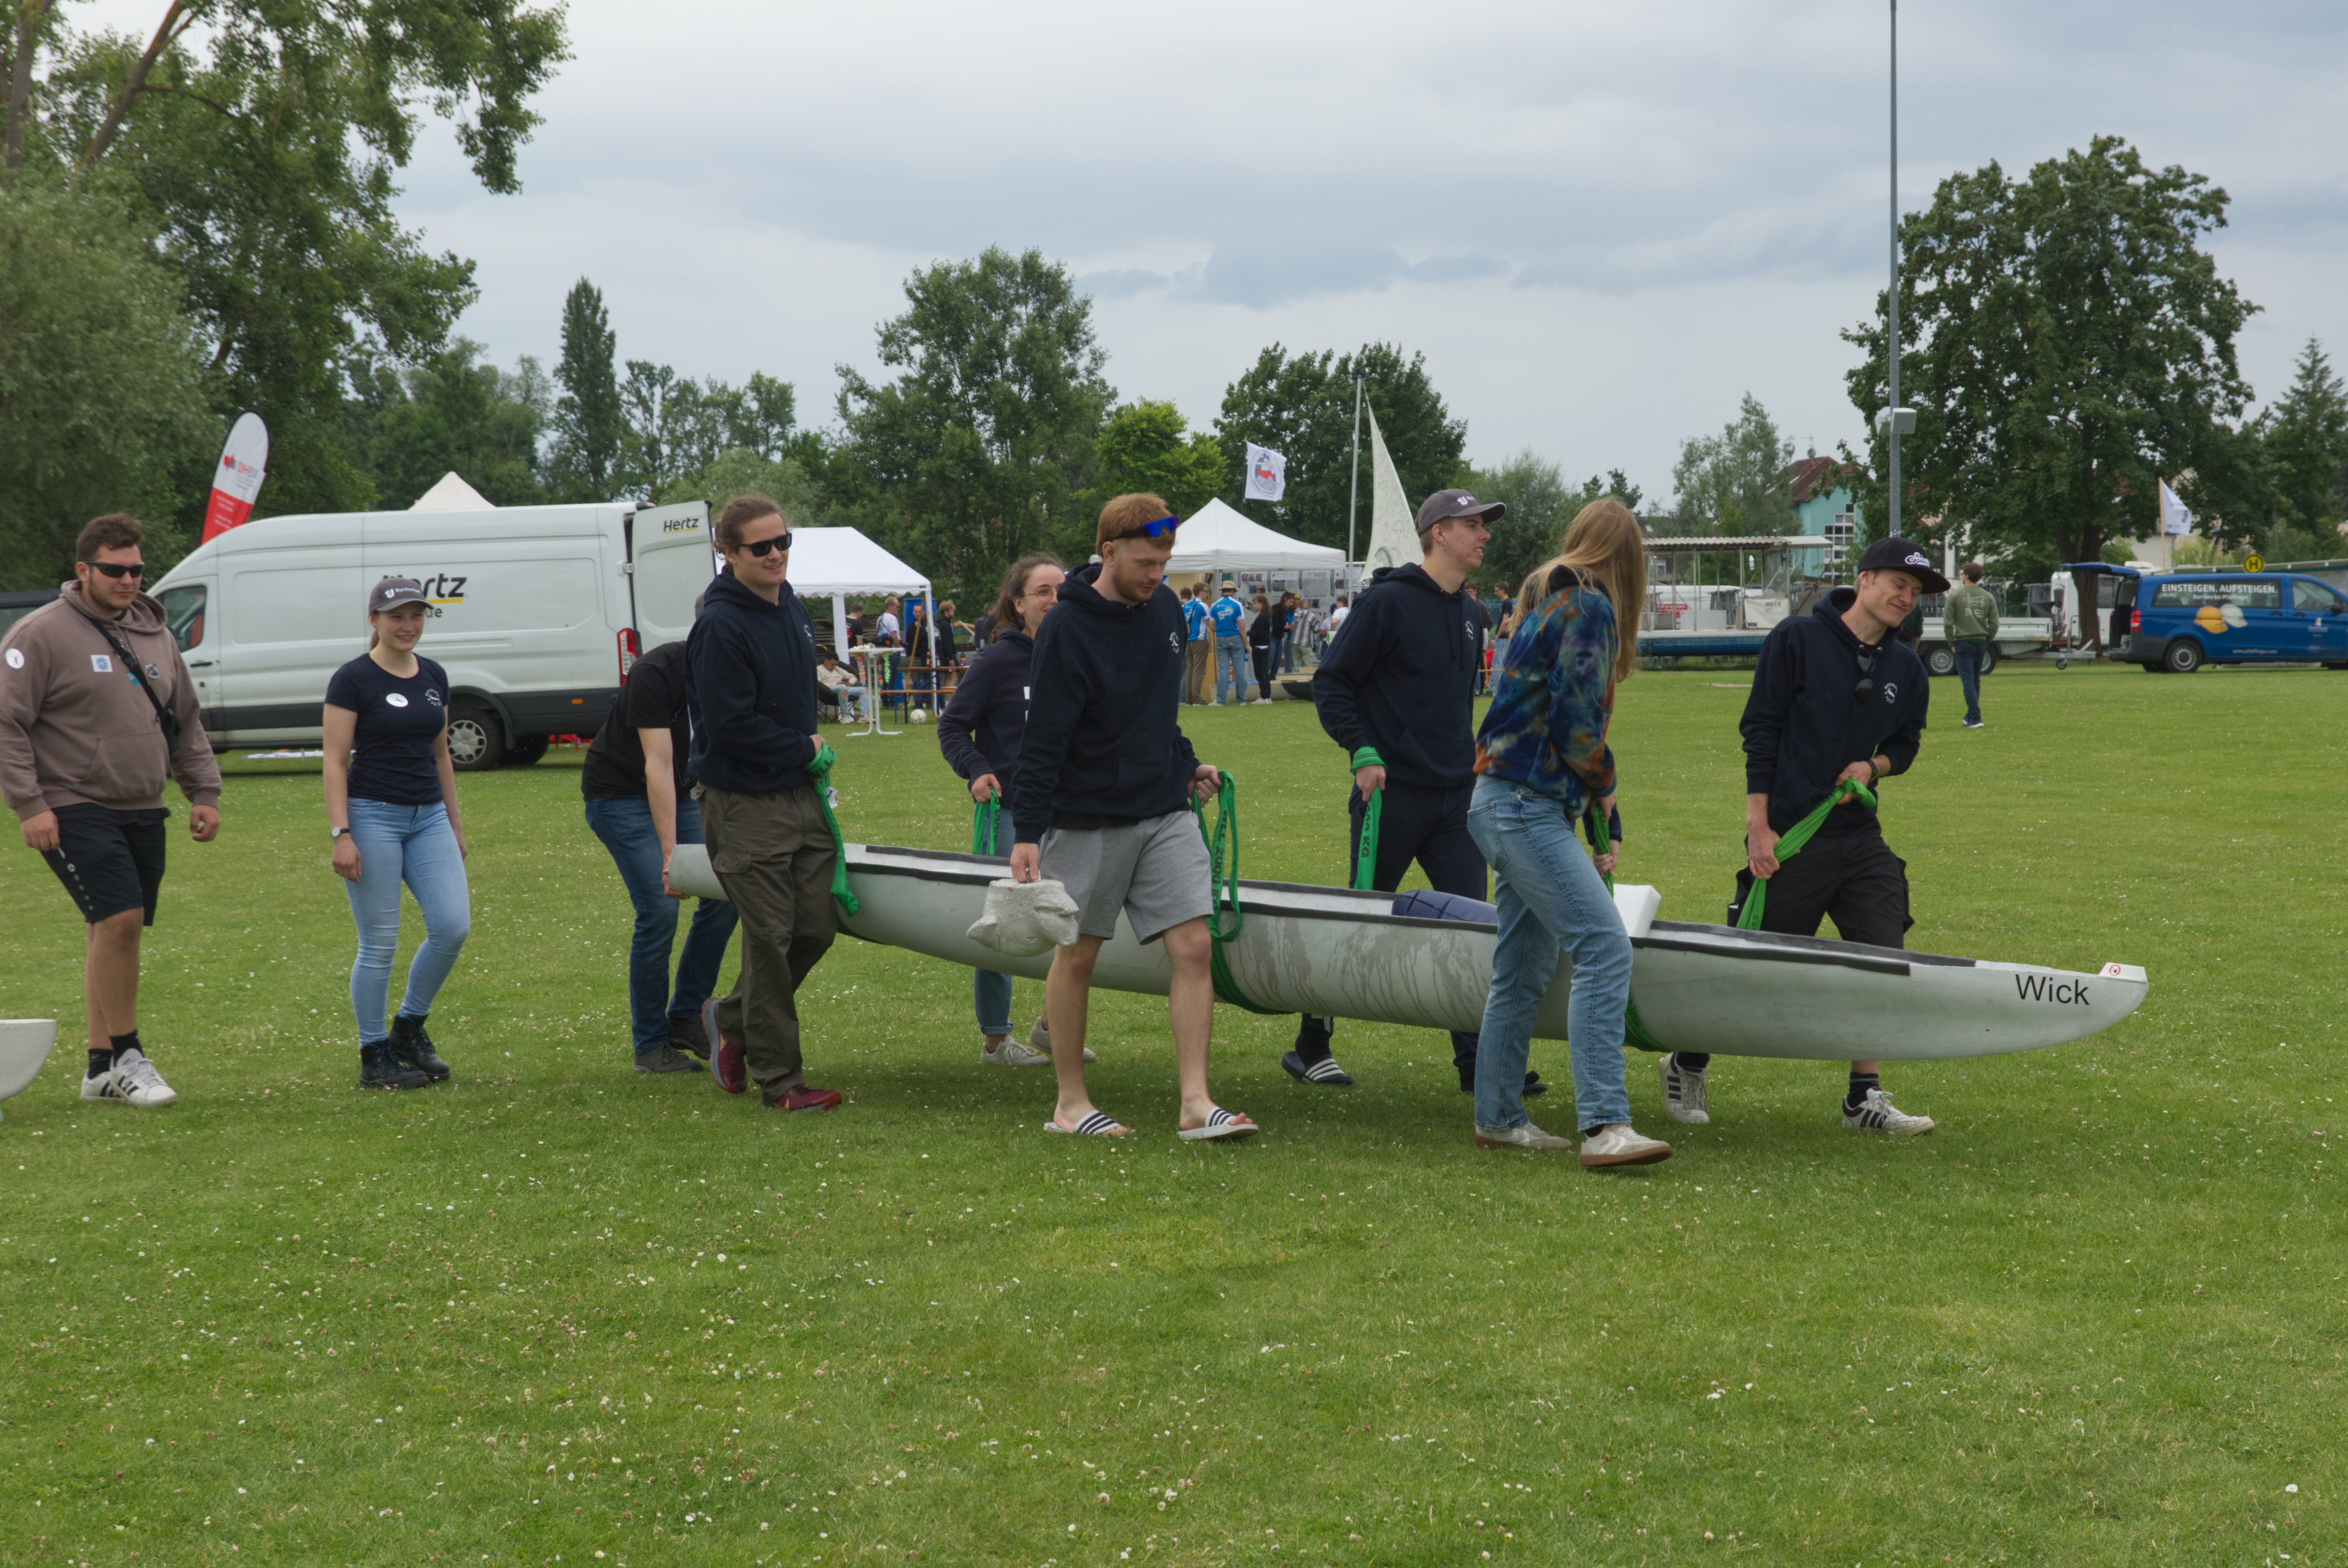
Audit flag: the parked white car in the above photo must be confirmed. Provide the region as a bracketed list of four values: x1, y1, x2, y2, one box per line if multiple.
[148, 500, 714, 768]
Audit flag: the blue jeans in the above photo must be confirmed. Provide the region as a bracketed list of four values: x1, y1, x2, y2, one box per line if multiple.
[1954, 640, 1986, 723]
[1272, 632, 1291, 674]
[584, 795, 740, 1056]
[1215, 636, 1249, 703]
[344, 800, 471, 1045]
[973, 803, 1015, 1034]
[1464, 778, 1634, 1134]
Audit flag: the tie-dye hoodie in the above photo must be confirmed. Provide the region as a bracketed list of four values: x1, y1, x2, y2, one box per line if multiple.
[1471, 568, 1618, 815]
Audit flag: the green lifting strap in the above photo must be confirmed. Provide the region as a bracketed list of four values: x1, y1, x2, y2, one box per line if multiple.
[1349, 746, 1385, 891]
[1736, 778, 1876, 931]
[971, 790, 999, 855]
[1584, 807, 1669, 1055]
[1191, 773, 1282, 1015]
[804, 741, 861, 917]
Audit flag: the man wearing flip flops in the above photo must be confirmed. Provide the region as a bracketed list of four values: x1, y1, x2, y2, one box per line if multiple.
[1008, 493, 1255, 1142]
[1658, 536, 1940, 1135]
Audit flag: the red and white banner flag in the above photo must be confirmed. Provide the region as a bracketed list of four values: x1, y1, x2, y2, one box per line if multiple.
[200, 412, 270, 542]
[1242, 442, 1287, 503]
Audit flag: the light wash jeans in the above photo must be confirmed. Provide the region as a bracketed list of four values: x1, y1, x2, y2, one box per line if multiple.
[1464, 777, 1633, 1134]
[584, 794, 740, 1056]
[344, 799, 471, 1045]
[973, 803, 1016, 1034]
[1214, 636, 1249, 704]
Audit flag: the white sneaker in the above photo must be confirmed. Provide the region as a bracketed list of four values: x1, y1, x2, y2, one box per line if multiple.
[1659, 1054, 1710, 1124]
[88, 1049, 178, 1108]
[981, 1036, 1052, 1068]
[1474, 1121, 1574, 1150]
[1580, 1123, 1671, 1167]
[1025, 1017, 1096, 1064]
[1843, 1087, 1934, 1135]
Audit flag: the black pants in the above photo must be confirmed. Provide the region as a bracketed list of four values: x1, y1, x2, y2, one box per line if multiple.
[42, 803, 169, 925]
[1297, 780, 1487, 1065]
[1250, 644, 1272, 697]
[1688, 820, 1911, 1073]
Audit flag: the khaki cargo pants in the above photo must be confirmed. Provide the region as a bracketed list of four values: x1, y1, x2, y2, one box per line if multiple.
[699, 784, 837, 1101]
[1184, 638, 1211, 704]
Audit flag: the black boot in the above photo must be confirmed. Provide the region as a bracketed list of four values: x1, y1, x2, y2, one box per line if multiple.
[359, 1043, 430, 1090]
[388, 1014, 451, 1082]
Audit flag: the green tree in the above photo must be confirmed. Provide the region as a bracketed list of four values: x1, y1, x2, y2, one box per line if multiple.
[547, 279, 625, 502]
[1095, 400, 1225, 518]
[1212, 343, 1467, 553]
[4, 1, 569, 518]
[2254, 337, 2348, 555]
[1669, 394, 1795, 536]
[351, 340, 548, 509]
[657, 450, 826, 528]
[1470, 453, 1646, 593]
[1838, 135, 2255, 565]
[0, 182, 211, 588]
[835, 247, 1112, 602]
[617, 363, 803, 501]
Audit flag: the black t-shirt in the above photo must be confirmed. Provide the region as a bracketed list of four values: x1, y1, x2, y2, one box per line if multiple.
[326, 653, 449, 806]
[581, 640, 695, 800]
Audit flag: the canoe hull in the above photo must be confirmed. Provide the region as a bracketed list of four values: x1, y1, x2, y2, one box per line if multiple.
[669, 844, 2146, 1062]
[0, 1018, 59, 1102]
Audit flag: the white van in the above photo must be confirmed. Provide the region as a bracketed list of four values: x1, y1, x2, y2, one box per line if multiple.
[147, 501, 715, 769]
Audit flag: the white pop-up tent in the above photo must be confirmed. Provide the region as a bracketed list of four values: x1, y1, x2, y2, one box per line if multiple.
[783, 526, 932, 656]
[1167, 498, 1345, 575]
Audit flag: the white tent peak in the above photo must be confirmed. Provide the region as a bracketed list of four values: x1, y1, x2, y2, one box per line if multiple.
[1169, 498, 1344, 574]
[410, 472, 494, 511]
[783, 526, 932, 658]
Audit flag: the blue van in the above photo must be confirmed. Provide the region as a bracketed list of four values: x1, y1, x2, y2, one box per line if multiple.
[2120, 571, 2348, 673]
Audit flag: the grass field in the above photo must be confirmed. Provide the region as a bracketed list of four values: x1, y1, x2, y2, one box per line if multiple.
[1, 659, 2340, 1567]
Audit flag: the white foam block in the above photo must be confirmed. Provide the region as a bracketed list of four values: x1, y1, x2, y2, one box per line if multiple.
[1613, 883, 1662, 941]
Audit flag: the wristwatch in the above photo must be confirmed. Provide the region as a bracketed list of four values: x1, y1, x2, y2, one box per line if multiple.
[330, 826, 350, 840]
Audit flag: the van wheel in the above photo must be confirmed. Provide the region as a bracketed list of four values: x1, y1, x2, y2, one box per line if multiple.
[448, 704, 505, 770]
[2162, 640, 2203, 674]
[1979, 644, 1998, 675]
[504, 735, 550, 767]
[1924, 645, 1956, 677]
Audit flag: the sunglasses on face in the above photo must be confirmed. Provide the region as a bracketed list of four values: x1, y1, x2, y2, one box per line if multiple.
[1117, 516, 1179, 541]
[739, 531, 793, 557]
[89, 561, 145, 580]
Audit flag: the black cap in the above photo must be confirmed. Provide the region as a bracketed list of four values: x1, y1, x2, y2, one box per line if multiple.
[369, 576, 428, 613]
[1853, 537, 1950, 593]
[1414, 488, 1507, 533]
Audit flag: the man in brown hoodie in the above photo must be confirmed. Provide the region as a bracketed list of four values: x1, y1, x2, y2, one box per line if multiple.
[0, 514, 222, 1108]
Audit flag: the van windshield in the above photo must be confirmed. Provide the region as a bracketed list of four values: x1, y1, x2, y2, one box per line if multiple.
[2151, 579, 2279, 611]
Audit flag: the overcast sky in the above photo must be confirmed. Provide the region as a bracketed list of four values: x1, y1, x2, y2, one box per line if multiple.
[94, 0, 2348, 500]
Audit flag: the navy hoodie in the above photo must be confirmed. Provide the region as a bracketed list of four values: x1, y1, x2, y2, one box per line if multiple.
[1013, 563, 1200, 843]
[938, 629, 1034, 814]
[685, 571, 821, 793]
[1312, 563, 1484, 789]
[1741, 587, 1928, 835]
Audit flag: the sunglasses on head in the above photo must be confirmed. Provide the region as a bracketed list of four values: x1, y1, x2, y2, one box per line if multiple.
[1118, 515, 1179, 541]
[739, 531, 793, 557]
[88, 561, 145, 580]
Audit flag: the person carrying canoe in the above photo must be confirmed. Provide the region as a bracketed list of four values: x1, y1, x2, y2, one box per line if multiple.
[1657, 535, 1942, 1135]
[1291, 485, 1544, 1101]
[1008, 493, 1252, 1141]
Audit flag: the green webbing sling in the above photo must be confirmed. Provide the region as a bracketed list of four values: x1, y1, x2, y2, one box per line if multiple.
[1349, 746, 1385, 890]
[804, 742, 861, 917]
[1191, 773, 1281, 1014]
[1581, 807, 1669, 1054]
[971, 790, 1000, 855]
[1734, 778, 1876, 931]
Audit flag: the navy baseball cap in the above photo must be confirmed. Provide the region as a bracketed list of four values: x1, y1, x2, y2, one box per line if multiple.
[1853, 538, 1951, 593]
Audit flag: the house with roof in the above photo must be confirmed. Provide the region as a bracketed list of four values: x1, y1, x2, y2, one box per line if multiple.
[1788, 450, 1862, 567]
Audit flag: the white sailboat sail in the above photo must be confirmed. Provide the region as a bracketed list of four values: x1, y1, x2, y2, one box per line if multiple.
[1364, 405, 1418, 572]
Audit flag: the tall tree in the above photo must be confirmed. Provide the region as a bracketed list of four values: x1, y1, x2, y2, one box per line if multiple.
[1212, 343, 1466, 553]
[1838, 135, 2255, 566]
[0, 181, 211, 588]
[835, 247, 1112, 601]
[1094, 400, 1226, 519]
[2255, 337, 2348, 552]
[1470, 452, 1645, 593]
[547, 279, 625, 502]
[1669, 394, 1795, 536]
[354, 340, 549, 509]
[4, 1, 568, 517]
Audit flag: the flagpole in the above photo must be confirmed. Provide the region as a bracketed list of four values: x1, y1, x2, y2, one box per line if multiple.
[1886, 0, 1901, 540]
[1347, 374, 1364, 581]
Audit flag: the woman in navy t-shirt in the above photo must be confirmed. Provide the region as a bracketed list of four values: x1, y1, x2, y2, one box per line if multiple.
[323, 576, 471, 1090]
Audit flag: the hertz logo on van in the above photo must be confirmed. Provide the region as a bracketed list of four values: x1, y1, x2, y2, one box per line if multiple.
[403, 572, 468, 607]
[662, 516, 702, 535]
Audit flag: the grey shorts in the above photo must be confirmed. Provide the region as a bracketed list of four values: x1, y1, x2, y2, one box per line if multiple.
[1040, 809, 1212, 944]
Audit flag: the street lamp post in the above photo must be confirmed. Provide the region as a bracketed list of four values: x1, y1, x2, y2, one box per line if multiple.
[1887, 0, 1901, 540]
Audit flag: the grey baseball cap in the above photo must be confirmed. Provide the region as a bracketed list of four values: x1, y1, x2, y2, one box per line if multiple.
[1414, 488, 1507, 533]
[369, 576, 428, 613]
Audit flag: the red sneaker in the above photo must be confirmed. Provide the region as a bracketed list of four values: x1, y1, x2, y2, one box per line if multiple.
[702, 998, 746, 1095]
[770, 1085, 843, 1112]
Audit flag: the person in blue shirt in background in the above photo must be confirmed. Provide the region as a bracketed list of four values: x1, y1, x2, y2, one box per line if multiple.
[1181, 584, 1211, 705]
[1209, 582, 1249, 705]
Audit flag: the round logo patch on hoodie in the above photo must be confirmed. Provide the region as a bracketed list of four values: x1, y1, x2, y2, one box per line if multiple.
[4, 648, 21, 670]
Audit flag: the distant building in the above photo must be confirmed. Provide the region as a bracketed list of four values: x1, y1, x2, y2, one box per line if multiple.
[1789, 450, 1861, 568]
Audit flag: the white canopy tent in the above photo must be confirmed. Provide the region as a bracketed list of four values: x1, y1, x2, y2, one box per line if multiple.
[783, 526, 932, 657]
[1166, 498, 1345, 575]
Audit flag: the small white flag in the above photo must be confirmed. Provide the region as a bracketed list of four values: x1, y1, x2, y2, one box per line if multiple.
[1242, 443, 1287, 503]
[2159, 478, 2192, 536]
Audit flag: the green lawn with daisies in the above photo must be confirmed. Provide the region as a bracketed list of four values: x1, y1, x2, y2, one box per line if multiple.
[0, 658, 2338, 1566]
